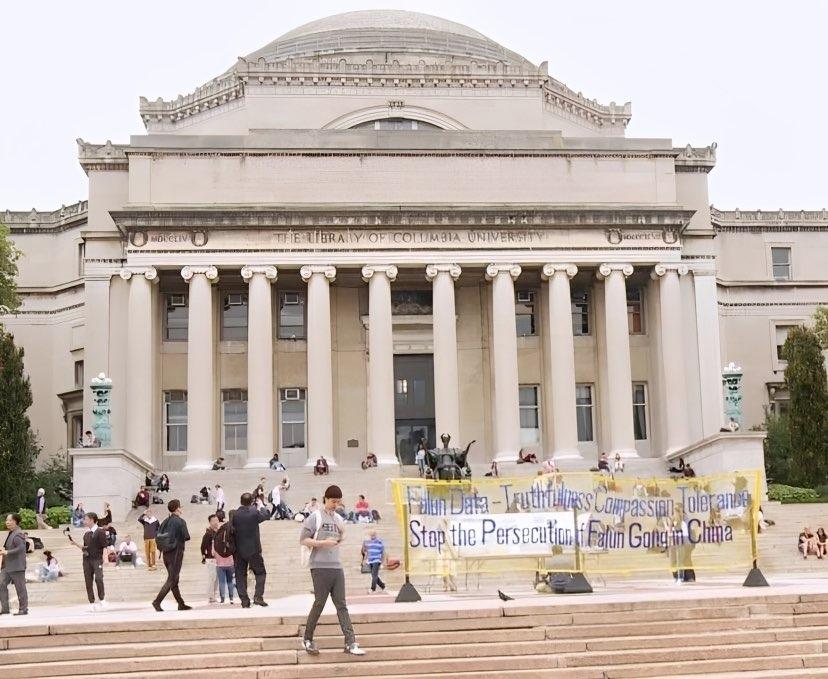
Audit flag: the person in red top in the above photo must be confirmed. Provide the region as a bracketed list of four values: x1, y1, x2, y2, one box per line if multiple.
[354, 495, 371, 522]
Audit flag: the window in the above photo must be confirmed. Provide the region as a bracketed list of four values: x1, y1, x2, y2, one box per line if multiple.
[571, 290, 590, 336]
[77, 242, 85, 277]
[280, 388, 306, 449]
[771, 247, 792, 281]
[775, 324, 798, 361]
[519, 385, 540, 445]
[575, 384, 594, 442]
[164, 391, 187, 452]
[632, 383, 648, 441]
[222, 389, 247, 452]
[626, 288, 644, 334]
[164, 293, 188, 341]
[515, 290, 537, 336]
[73, 360, 84, 389]
[278, 291, 306, 339]
[391, 290, 432, 315]
[222, 292, 248, 340]
[351, 117, 441, 131]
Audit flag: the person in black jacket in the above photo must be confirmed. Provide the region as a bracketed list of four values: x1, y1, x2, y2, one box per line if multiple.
[231, 492, 270, 608]
[152, 499, 191, 612]
[68, 512, 109, 611]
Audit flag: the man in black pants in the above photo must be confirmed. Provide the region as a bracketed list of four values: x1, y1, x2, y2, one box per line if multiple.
[231, 492, 270, 608]
[68, 512, 109, 611]
[152, 499, 191, 612]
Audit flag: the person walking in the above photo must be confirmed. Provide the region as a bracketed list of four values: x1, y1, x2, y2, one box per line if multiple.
[300, 485, 365, 655]
[200, 514, 220, 604]
[68, 512, 108, 611]
[138, 508, 159, 571]
[152, 499, 192, 612]
[363, 529, 387, 593]
[34, 488, 52, 530]
[214, 513, 236, 604]
[231, 492, 270, 608]
[0, 513, 29, 616]
[215, 484, 225, 512]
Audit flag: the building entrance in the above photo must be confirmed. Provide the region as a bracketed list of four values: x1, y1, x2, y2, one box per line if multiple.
[393, 354, 436, 464]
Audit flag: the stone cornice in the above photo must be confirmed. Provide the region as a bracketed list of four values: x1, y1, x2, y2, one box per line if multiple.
[711, 205, 828, 231]
[3, 200, 88, 234]
[674, 144, 717, 173]
[76, 139, 129, 174]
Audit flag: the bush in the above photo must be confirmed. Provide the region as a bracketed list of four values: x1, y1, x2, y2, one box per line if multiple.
[767, 484, 819, 503]
[16, 508, 37, 530]
[46, 505, 71, 528]
[759, 413, 792, 484]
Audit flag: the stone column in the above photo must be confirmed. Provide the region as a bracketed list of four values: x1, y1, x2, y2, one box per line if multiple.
[241, 266, 277, 468]
[597, 263, 637, 457]
[119, 266, 157, 463]
[181, 265, 218, 470]
[361, 265, 398, 464]
[486, 263, 522, 461]
[426, 264, 462, 443]
[541, 263, 580, 459]
[652, 263, 690, 453]
[693, 267, 725, 436]
[301, 265, 336, 463]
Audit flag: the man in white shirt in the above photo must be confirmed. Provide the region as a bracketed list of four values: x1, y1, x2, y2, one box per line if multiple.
[215, 485, 225, 512]
[270, 479, 290, 520]
[116, 535, 139, 568]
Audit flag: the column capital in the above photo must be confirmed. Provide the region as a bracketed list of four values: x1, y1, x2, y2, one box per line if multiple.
[181, 265, 219, 283]
[425, 263, 461, 282]
[541, 263, 578, 280]
[596, 263, 633, 280]
[485, 263, 521, 281]
[119, 266, 158, 282]
[650, 263, 689, 280]
[361, 264, 398, 283]
[241, 265, 278, 282]
[300, 265, 336, 283]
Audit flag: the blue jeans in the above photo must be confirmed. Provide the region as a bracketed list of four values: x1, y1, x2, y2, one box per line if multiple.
[369, 562, 385, 591]
[217, 565, 235, 601]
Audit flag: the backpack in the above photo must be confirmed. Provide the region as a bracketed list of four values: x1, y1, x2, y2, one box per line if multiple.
[214, 522, 235, 558]
[155, 517, 178, 553]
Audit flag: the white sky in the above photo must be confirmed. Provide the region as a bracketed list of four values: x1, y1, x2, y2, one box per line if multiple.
[1, 0, 825, 210]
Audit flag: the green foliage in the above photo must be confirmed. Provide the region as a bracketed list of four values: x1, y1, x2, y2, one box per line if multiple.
[45, 504, 71, 528]
[813, 306, 828, 350]
[0, 223, 21, 316]
[15, 508, 37, 530]
[34, 452, 73, 507]
[767, 484, 820, 503]
[783, 326, 828, 487]
[0, 330, 40, 515]
[761, 412, 792, 484]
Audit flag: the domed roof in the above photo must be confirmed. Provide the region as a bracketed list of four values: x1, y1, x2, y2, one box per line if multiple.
[241, 10, 535, 68]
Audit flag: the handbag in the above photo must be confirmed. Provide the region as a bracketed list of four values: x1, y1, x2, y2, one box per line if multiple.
[360, 563, 371, 574]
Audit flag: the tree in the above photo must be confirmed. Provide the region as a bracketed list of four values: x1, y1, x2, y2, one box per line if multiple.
[813, 306, 828, 350]
[783, 325, 828, 486]
[0, 222, 21, 315]
[757, 412, 792, 484]
[0, 329, 40, 514]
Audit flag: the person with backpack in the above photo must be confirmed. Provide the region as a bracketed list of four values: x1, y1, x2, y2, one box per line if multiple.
[200, 514, 220, 604]
[152, 499, 191, 612]
[213, 512, 236, 604]
[230, 493, 270, 608]
[300, 484, 365, 656]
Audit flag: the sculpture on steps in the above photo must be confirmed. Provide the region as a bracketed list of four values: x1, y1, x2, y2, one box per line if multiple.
[424, 434, 475, 480]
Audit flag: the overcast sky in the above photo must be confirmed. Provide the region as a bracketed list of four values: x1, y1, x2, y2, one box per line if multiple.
[1, 1, 825, 210]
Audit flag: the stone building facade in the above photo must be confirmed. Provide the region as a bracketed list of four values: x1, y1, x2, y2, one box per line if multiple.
[4, 11, 810, 480]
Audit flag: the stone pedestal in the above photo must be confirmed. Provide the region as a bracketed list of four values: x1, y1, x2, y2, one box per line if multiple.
[69, 448, 154, 521]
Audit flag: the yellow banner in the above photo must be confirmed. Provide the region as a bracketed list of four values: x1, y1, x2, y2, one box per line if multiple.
[390, 470, 761, 577]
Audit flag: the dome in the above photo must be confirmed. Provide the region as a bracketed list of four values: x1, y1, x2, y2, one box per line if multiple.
[240, 10, 535, 68]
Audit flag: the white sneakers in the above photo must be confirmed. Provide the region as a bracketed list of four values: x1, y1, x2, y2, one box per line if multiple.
[88, 600, 109, 612]
[345, 643, 366, 656]
[99, 599, 108, 609]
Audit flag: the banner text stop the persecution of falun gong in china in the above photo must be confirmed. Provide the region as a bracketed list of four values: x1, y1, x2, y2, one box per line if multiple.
[390, 470, 761, 577]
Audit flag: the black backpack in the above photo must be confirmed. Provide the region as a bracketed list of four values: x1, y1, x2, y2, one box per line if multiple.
[155, 517, 178, 553]
[214, 522, 235, 558]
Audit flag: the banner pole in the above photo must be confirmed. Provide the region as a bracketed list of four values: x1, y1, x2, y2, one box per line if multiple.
[743, 471, 769, 587]
[395, 482, 422, 603]
[564, 505, 592, 594]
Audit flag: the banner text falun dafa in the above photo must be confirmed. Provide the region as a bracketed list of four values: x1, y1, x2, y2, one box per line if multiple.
[390, 470, 762, 577]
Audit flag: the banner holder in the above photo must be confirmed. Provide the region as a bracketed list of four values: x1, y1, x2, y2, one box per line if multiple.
[743, 480, 769, 587]
[563, 508, 593, 594]
[395, 497, 422, 603]
[743, 560, 769, 588]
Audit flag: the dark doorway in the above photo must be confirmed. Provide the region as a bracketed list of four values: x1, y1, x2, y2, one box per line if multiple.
[393, 354, 436, 464]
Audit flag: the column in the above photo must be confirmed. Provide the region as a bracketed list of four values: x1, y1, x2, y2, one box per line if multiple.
[426, 264, 461, 443]
[119, 266, 157, 462]
[361, 265, 398, 464]
[652, 264, 690, 453]
[597, 263, 637, 457]
[181, 265, 218, 470]
[541, 263, 580, 459]
[692, 267, 725, 436]
[486, 263, 522, 461]
[301, 265, 336, 463]
[241, 265, 277, 468]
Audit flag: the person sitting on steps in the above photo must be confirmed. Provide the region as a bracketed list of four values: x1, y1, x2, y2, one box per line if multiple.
[212, 457, 226, 471]
[313, 456, 330, 476]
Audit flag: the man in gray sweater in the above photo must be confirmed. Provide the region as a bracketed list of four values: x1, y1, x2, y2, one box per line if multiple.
[0, 513, 28, 615]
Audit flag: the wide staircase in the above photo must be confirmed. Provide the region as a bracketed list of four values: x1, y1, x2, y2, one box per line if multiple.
[1, 591, 827, 677]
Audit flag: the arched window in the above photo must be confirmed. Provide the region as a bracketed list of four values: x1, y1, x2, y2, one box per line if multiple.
[351, 117, 442, 131]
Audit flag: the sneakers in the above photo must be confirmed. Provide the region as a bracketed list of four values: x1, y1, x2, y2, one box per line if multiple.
[88, 603, 98, 612]
[344, 643, 366, 656]
[98, 600, 108, 609]
[253, 599, 268, 607]
[302, 639, 320, 655]
[178, 604, 192, 611]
